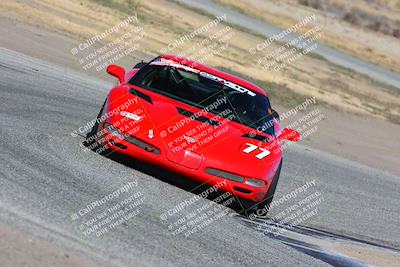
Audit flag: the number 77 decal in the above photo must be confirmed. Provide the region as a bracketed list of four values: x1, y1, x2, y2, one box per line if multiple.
[243, 143, 271, 159]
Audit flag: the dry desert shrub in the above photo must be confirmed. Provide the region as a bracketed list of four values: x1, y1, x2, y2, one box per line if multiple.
[298, 0, 400, 38]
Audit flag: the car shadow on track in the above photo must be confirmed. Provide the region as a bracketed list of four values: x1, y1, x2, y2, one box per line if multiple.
[82, 140, 249, 215]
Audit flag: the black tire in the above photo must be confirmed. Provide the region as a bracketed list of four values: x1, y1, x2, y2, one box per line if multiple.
[240, 160, 283, 215]
[258, 160, 283, 212]
[85, 99, 110, 155]
[86, 99, 106, 141]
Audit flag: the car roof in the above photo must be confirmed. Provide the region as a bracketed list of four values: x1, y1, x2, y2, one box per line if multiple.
[160, 55, 267, 96]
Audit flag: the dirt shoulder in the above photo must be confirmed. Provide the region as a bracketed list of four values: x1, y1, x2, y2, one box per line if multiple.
[1, 8, 399, 176]
[216, 0, 400, 73]
[0, 223, 99, 267]
[1, 0, 400, 124]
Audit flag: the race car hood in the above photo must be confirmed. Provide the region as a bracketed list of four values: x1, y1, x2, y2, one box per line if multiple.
[107, 84, 282, 180]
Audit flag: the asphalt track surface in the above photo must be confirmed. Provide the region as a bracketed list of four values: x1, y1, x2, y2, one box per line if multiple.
[0, 47, 399, 266]
[178, 0, 400, 90]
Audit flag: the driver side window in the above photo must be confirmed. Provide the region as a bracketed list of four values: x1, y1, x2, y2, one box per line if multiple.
[141, 67, 169, 91]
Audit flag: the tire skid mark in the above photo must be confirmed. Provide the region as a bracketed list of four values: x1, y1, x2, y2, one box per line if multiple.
[238, 215, 400, 267]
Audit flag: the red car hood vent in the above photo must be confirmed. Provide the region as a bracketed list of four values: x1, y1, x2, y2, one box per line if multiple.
[129, 87, 153, 104]
[241, 133, 271, 143]
[176, 107, 220, 127]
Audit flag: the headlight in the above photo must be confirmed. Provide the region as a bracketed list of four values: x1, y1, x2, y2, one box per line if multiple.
[104, 122, 123, 139]
[245, 178, 266, 187]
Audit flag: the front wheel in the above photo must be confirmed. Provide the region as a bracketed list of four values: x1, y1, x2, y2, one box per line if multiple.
[258, 160, 282, 212]
[86, 99, 109, 154]
[240, 160, 283, 216]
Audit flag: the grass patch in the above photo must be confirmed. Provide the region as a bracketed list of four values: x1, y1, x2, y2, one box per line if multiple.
[331, 63, 400, 97]
[91, 0, 141, 17]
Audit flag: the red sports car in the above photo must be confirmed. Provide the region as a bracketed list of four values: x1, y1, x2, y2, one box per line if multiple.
[87, 55, 300, 212]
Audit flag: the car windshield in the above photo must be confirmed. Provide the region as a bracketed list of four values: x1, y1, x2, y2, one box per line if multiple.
[129, 62, 275, 136]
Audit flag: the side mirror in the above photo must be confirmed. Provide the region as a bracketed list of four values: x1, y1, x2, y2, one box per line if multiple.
[107, 64, 126, 84]
[278, 128, 301, 142]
